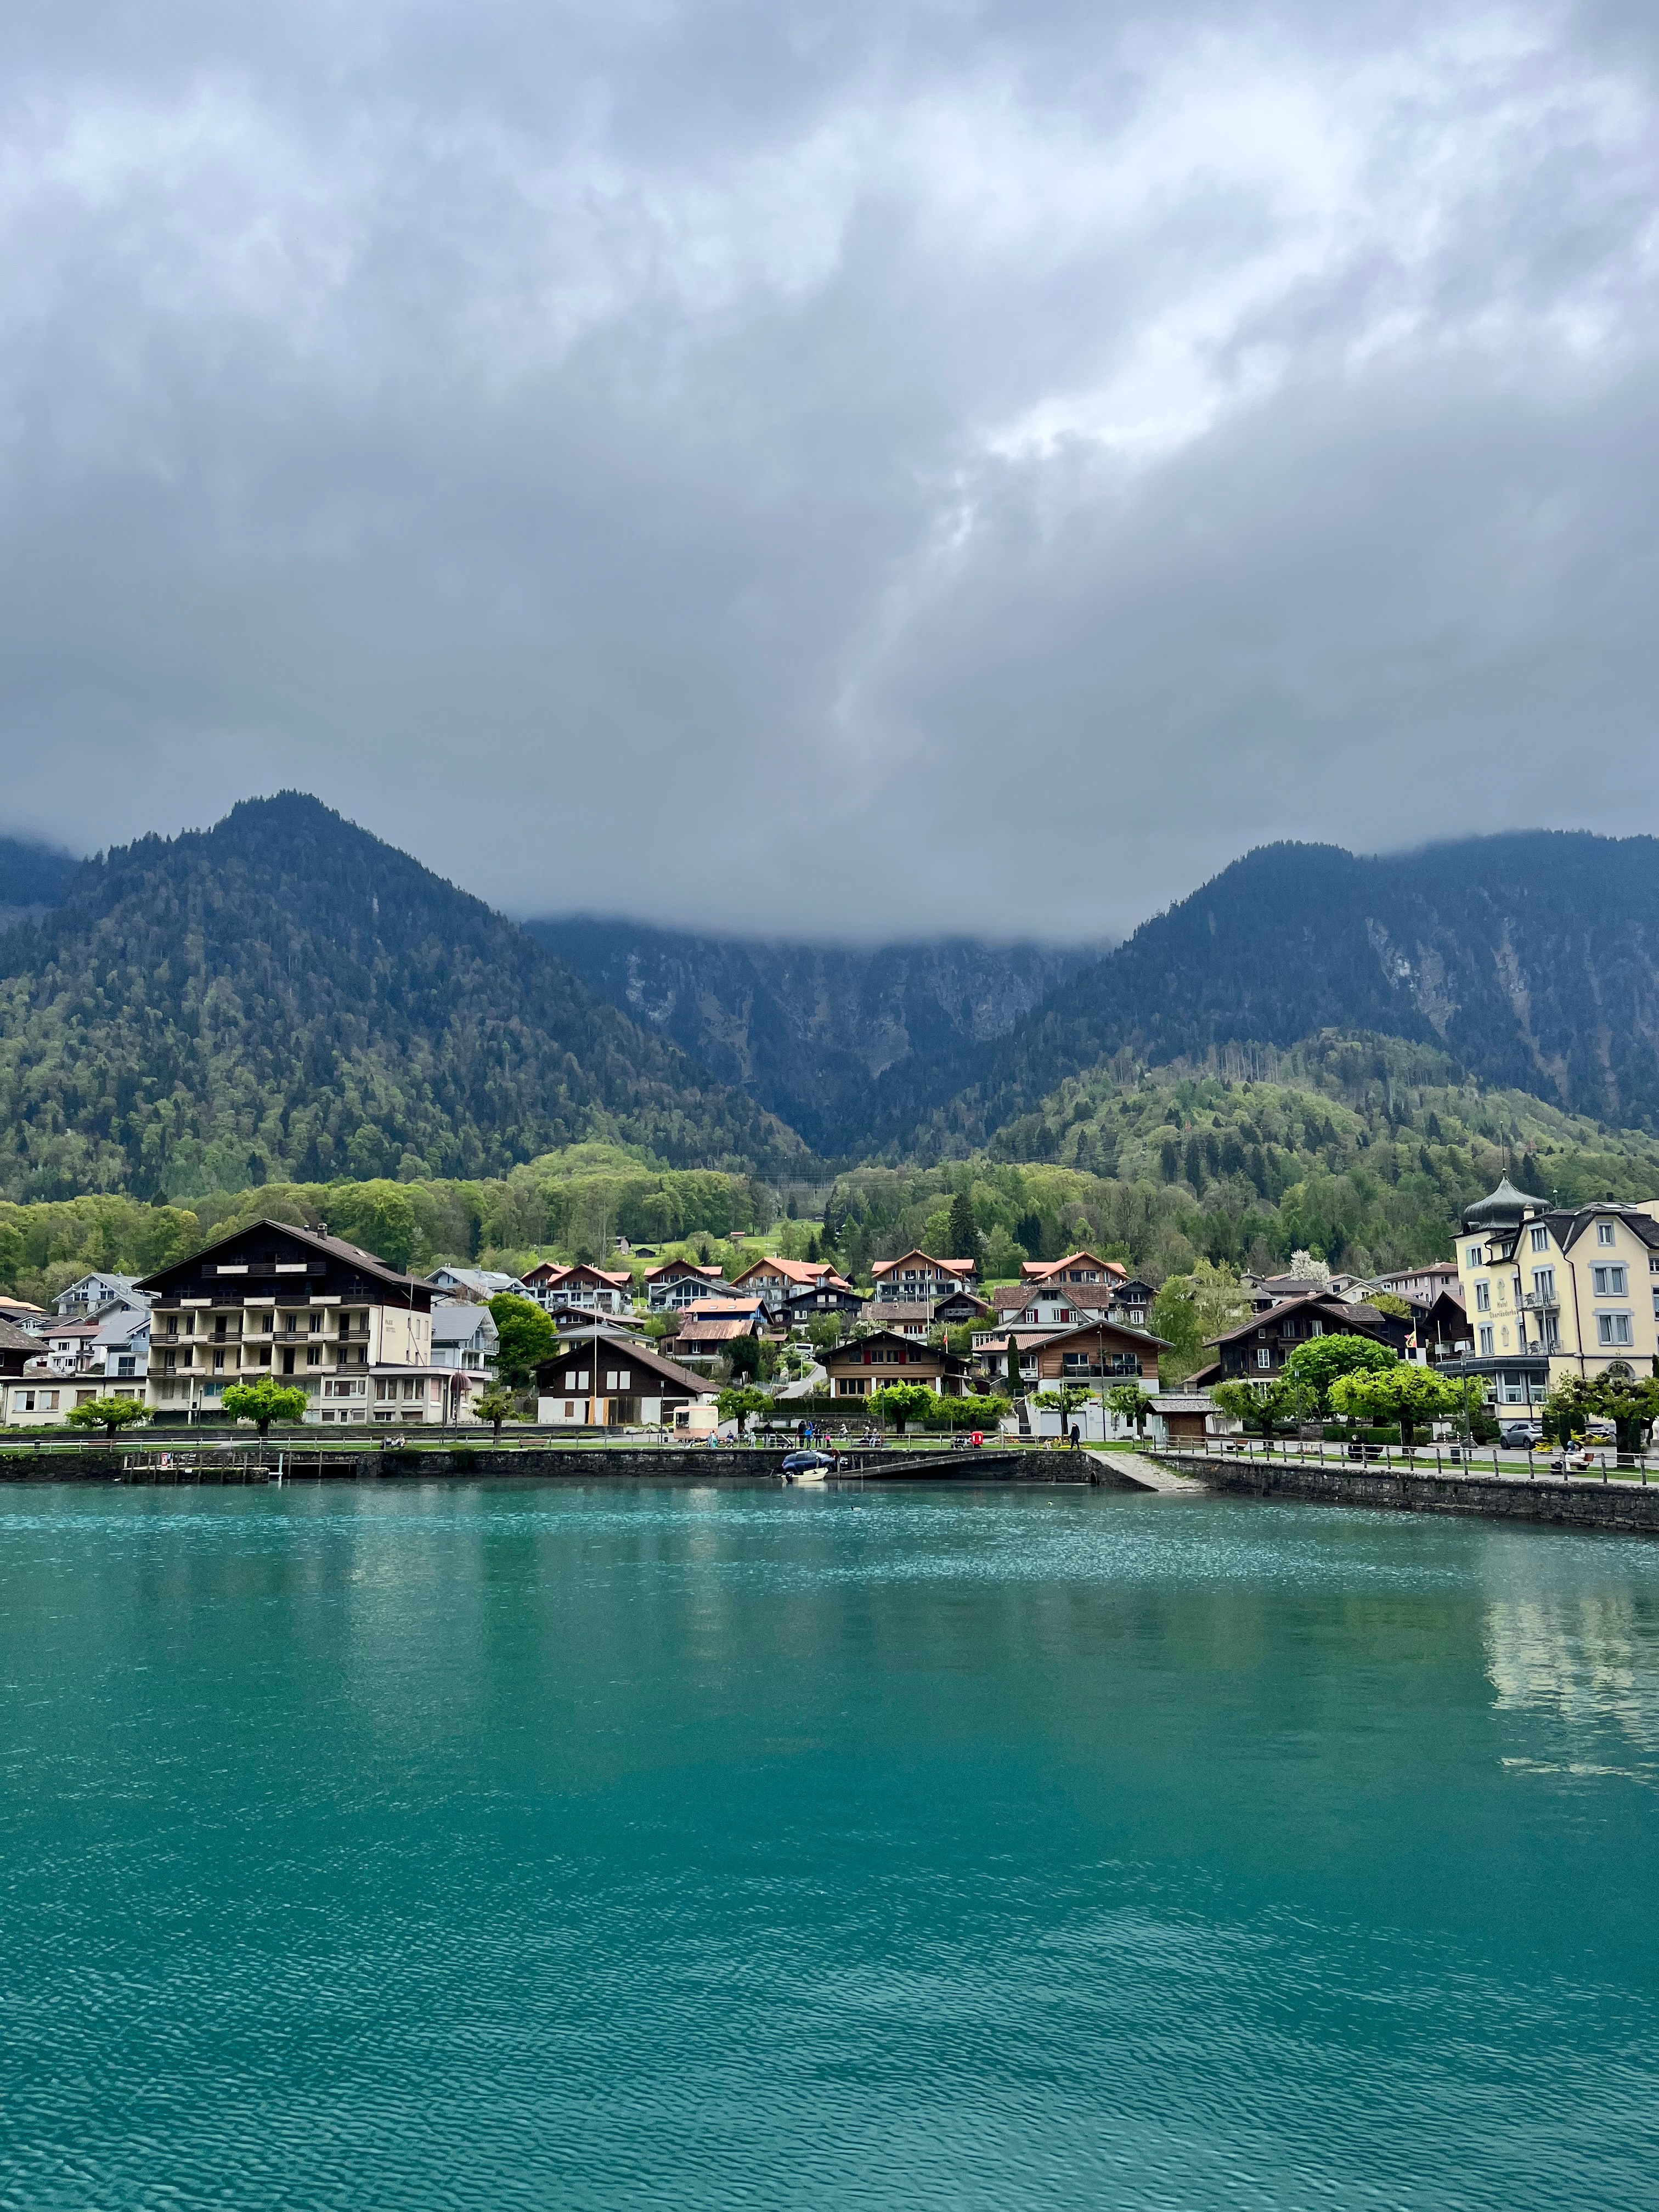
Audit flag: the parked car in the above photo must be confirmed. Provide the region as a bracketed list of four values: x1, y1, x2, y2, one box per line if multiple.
[1499, 1423, 1541, 1448]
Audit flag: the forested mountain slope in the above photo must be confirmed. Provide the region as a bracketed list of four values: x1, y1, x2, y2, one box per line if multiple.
[904, 832, 1659, 1154]
[528, 917, 1093, 1156]
[0, 795, 805, 1203]
[0, 835, 80, 932]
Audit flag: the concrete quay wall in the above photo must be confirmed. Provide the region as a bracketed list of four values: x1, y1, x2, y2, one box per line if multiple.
[1160, 1452, 1659, 1537]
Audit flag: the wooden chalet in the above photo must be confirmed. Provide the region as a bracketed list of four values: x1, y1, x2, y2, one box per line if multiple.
[535, 1338, 715, 1428]
[1193, 1293, 1408, 1386]
[821, 1328, 975, 1400]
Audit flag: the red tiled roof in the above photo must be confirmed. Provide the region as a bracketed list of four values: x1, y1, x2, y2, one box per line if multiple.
[1019, 1252, 1129, 1283]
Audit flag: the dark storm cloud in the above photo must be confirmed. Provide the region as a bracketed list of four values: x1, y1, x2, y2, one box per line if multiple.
[0, 0, 1654, 937]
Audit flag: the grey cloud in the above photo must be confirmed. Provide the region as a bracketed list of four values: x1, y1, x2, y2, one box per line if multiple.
[0, 0, 1655, 938]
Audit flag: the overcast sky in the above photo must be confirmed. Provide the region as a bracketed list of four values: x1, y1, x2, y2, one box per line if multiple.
[2, 0, 1657, 939]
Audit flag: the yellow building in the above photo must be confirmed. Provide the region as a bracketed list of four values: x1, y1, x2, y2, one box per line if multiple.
[1454, 1177, 1659, 1407]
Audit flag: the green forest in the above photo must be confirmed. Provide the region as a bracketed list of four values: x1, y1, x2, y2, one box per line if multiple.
[9, 1032, 1658, 1308]
[0, 794, 802, 1204]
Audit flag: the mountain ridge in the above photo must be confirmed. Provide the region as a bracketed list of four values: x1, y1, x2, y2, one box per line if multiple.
[900, 831, 1659, 1155]
[0, 794, 805, 1202]
[530, 915, 1096, 1156]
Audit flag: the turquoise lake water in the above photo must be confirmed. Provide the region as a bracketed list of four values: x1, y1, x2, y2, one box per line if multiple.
[3, 1481, 1658, 2210]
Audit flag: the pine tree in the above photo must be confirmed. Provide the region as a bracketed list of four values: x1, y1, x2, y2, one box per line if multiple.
[946, 1188, 981, 1266]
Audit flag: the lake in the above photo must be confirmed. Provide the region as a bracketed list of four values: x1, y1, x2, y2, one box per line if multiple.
[2, 1480, 1656, 2209]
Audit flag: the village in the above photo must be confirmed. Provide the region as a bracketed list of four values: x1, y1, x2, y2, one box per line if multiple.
[2, 1175, 1654, 1453]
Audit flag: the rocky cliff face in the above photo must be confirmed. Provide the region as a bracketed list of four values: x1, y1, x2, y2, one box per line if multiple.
[922, 831, 1659, 1154]
[528, 919, 1098, 1155]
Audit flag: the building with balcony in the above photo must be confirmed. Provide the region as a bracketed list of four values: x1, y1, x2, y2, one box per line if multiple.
[1454, 1176, 1659, 1403]
[870, 1251, 978, 1304]
[137, 1220, 443, 1425]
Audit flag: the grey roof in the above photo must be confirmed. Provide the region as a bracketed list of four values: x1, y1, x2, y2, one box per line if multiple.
[1460, 1176, 1549, 1232]
[431, 1301, 499, 1346]
[0, 1316, 38, 1354]
[139, 1218, 427, 1296]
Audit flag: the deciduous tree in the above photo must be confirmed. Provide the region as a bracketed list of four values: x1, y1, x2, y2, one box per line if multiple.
[219, 1378, 308, 1442]
[65, 1395, 148, 1443]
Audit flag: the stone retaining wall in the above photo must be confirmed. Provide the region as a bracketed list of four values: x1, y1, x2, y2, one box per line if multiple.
[1160, 1453, 1659, 1537]
[0, 1446, 1051, 1486]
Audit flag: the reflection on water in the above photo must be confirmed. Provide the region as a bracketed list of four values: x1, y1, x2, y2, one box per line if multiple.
[1486, 1589, 1659, 1753]
[1, 1483, 1657, 2212]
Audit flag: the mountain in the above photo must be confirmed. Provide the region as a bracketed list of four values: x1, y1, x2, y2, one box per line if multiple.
[0, 834, 80, 932]
[527, 917, 1096, 1156]
[905, 832, 1659, 1155]
[0, 794, 805, 1203]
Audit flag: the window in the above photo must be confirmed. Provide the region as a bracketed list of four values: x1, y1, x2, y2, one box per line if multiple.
[1467, 1244, 1483, 1267]
[212, 1350, 225, 1371]
[306, 1346, 321, 1367]
[308, 1312, 323, 1333]
[1478, 1325, 1494, 1355]
[1596, 1312, 1634, 1347]
[1475, 1282, 1491, 1312]
[115, 1356, 135, 1377]
[1531, 1268, 1555, 1303]
[1255, 1348, 1272, 1369]
[1598, 1221, 1616, 1245]
[1593, 1266, 1628, 1296]
[1530, 1227, 1549, 1252]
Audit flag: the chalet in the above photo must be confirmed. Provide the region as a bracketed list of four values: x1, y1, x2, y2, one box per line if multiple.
[870, 1301, 936, 1341]
[518, 1261, 633, 1316]
[668, 1301, 770, 1364]
[1019, 1251, 1127, 1289]
[1028, 1317, 1166, 1387]
[52, 1272, 149, 1318]
[991, 1284, 1113, 1335]
[978, 1327, 1065, 1387]
[780, 1280, 866, 1329]
[1109, 1279, 1156, 1329]
[870, 1251, 977, 1304]
[1194, 1293, 1408, 1386]
[535, 1337, 716, 1429]
[136, 1219, 444, 1426]
[933, 1287, 994, 1328]
[731, 1256, 852, 1317]
[540, 1303, 652, 1339]
[1413, 1288, 1474, 1367]
[821, 1328, 975, 1400]
[644, 1259, 732, 1311]
[426, 1266, 522, 1303]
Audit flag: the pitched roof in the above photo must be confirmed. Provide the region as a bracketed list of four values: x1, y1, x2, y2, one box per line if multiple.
[137, 1218, 426, 1297]
[732, 1256, 844, 1288]
[670, 1316, 757, 1344]
[870, 1250, 975, 1279]
[536, 1338, 714, 1396]
[0, 1316, 38, 1353]
[823, 1328, 967, 1365]
[643, 1259, 725, 1282]
[1019, 1251, 1128, 1283]
[1203, 1291, 1403, 1349]
[1031, 1317, 1171, 1352]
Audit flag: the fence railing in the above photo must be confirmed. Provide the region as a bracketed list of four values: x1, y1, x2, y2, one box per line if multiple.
[1155, 1433, 1649, 1485]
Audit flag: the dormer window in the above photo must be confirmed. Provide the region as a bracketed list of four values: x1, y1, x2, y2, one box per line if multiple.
[1598, 1221, 1616, 1246]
